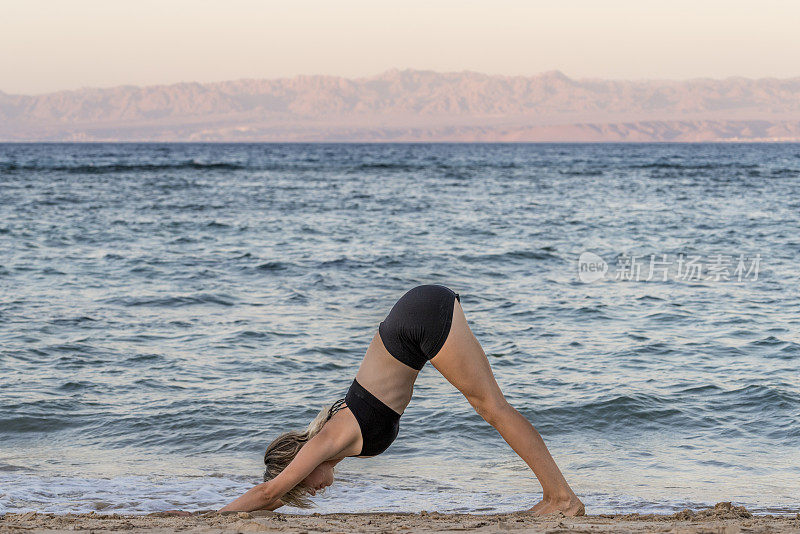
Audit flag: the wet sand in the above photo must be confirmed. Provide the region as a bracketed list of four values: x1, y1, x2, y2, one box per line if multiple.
[2, 502, 798, 533]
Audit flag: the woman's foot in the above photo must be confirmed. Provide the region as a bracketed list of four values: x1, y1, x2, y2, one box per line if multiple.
[528, 495, 585, 517]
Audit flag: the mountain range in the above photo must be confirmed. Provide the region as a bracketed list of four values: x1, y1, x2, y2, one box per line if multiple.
[2, 69, 800, 142]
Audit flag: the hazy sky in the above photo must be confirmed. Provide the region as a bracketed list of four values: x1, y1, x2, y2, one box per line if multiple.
[2, 0, 799, 94]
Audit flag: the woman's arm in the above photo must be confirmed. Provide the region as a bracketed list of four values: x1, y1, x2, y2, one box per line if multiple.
[219, 419, 357, 512]
[262, 499, 284, 511]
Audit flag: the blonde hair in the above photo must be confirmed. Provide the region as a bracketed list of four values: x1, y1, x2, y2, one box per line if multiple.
[263, 399, 344, 508]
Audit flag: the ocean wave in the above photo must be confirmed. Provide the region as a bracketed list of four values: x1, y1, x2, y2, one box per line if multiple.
[254, 261, 291, 271]
[631, 162, 760, 170]
[458, 249, 559, 263]
[535, 393, 686, 432]
[101, 293, 237, 308]
[350, 162, 425, 171]
[513, 384, 800, 442]
[0, 161, 247, 173]
[1, 415, 83, 433]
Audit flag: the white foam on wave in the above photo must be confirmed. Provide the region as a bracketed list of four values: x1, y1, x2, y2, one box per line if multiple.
[0, 472, 754, 516]
[0, 472, 532, 515]
[0, 473, 244, 514]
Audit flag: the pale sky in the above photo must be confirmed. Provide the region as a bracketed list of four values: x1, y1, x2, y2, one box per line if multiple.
[2, 0, 799, 95]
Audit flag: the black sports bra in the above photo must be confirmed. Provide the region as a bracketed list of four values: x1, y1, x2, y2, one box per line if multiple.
[327, 378, 400, 457]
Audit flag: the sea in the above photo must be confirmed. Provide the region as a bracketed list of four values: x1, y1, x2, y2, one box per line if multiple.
[1, 143, 798, 516]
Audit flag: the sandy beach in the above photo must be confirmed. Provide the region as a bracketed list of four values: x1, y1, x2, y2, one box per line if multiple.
[3, 503, 798, 534]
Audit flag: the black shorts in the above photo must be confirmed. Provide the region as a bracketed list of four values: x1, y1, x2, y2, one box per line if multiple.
[378, 284, 461, 371]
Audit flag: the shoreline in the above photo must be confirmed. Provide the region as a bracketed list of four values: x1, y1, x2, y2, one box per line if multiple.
[3, 503, 799, 533]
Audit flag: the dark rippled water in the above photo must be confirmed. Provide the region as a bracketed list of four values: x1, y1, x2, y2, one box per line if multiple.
[1, 143, 798, 515]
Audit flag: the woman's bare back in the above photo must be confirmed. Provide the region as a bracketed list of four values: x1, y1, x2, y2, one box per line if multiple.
[353, 331, 419, 414]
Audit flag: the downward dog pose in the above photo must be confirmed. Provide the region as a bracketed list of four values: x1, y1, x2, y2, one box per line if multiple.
[221, 285, 584, 516]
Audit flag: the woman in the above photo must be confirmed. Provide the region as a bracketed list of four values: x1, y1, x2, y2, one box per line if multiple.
[220, 284, 584, 516]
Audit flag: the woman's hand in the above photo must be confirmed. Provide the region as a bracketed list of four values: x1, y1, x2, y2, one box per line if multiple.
[219, 482, 277, 512]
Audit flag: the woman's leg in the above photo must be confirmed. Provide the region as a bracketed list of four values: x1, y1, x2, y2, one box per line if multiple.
[429, 298, 584, 516]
